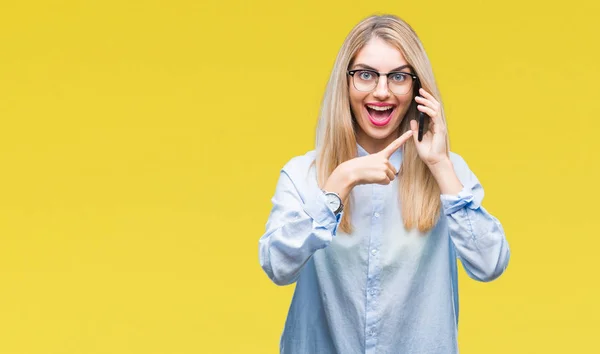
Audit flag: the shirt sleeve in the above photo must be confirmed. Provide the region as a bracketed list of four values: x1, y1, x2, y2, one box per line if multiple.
[441, 154, 511, 282]
[258, 167, 342, 286]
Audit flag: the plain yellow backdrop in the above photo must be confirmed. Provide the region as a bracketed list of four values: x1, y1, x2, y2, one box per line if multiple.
[1, 0, 599, 353]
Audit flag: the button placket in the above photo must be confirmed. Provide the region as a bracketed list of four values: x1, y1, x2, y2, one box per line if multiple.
[365, 185, 384, 352]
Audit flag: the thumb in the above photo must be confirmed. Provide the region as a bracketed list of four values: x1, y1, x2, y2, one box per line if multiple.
[380, 130, 413, 158]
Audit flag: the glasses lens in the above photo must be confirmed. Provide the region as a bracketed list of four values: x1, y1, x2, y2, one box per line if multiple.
[352, 70, 377, 92]
[388, 73, 414, 95]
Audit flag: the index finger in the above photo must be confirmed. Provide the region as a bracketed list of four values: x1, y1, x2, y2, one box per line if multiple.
[380, 130, 413, 158]
[419, 88, 438, 104]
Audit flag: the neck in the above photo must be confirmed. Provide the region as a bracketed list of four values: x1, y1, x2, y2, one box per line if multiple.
[356, 130, 400, 154]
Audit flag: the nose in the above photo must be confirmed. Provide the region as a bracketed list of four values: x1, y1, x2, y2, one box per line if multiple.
[372, 76, 391, 99]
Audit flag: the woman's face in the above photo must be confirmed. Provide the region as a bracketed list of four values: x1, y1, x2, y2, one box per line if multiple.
[348, 37, 415, 153]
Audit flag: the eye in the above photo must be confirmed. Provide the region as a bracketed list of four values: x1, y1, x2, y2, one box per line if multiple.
[357, 70, 375, 80]
[390, 73, 407, 82]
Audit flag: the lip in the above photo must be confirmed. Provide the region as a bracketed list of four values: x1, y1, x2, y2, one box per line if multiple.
[364, 105, 396, 127]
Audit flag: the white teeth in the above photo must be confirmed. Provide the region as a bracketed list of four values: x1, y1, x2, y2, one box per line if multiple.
[366, 105, 394, 111]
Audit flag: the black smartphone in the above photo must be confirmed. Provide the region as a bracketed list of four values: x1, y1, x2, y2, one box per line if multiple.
[415, 81, 427, 142]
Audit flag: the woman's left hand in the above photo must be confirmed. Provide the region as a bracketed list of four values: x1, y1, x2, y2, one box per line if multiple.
[410, 88, 449, 167]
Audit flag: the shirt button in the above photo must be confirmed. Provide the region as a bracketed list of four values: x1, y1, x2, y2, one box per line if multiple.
[374, 212, 380, 218]
[371, 249, 377, 255]
[370, 288, 377, 295]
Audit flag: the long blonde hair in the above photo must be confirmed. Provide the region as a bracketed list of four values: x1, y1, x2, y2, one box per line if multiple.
[314, 14, 449, 234]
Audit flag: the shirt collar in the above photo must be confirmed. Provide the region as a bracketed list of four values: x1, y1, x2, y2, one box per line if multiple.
[356, 143, 403, 174]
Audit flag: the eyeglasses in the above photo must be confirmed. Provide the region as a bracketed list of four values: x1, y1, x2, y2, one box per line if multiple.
[347, 69, 418, 95]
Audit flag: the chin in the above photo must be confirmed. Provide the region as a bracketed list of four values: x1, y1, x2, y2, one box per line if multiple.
[361, 115, 403, 140]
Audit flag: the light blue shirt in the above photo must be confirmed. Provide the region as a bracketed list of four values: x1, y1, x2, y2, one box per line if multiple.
[258, 144, 510, 354]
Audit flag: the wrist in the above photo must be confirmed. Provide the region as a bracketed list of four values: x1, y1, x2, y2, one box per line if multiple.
[427, 157, 463, 195]
[336, 161, 358, 189]
[427, 156, 453, 176]
[323, 162, 355, 202]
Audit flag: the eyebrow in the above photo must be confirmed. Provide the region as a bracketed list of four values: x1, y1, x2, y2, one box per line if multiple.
[351, 63, 413, 73]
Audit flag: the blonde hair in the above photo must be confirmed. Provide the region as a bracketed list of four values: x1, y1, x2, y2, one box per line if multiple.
[314, 14, 449, 234]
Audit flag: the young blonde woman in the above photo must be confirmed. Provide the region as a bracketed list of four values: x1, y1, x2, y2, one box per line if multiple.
[258, 14, 510, 354]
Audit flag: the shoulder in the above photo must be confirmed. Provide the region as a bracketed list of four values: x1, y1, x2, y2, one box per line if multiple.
[281, 150, 317, 177]
[448, 151, 478, 184]
[276, 150, 319, 200]
[448, 151, 468, 171]
[449, 151, 468, 165]
[448, 151, 485, 201]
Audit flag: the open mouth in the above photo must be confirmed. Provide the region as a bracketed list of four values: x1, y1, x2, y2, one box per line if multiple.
[365, 104, 396, 126]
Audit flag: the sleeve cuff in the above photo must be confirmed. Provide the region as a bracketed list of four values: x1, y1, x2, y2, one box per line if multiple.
[302, 188, 342, 235]
[440, 182, 482, 215]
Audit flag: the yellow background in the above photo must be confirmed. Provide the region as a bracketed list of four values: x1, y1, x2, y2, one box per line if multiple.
[1, 0, 598, 353]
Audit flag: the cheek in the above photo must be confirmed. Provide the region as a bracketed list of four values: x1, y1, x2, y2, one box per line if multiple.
[349, 90, 367, 116]
[395, 96, 415, 115]
[398, 94, 414, 107]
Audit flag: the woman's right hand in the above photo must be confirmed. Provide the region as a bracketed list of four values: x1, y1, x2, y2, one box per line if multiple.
[345, 130, 413, 186]
[323, 130, 413, 201]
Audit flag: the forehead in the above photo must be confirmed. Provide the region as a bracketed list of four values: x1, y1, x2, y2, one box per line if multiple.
[352, 37, 407, 70]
